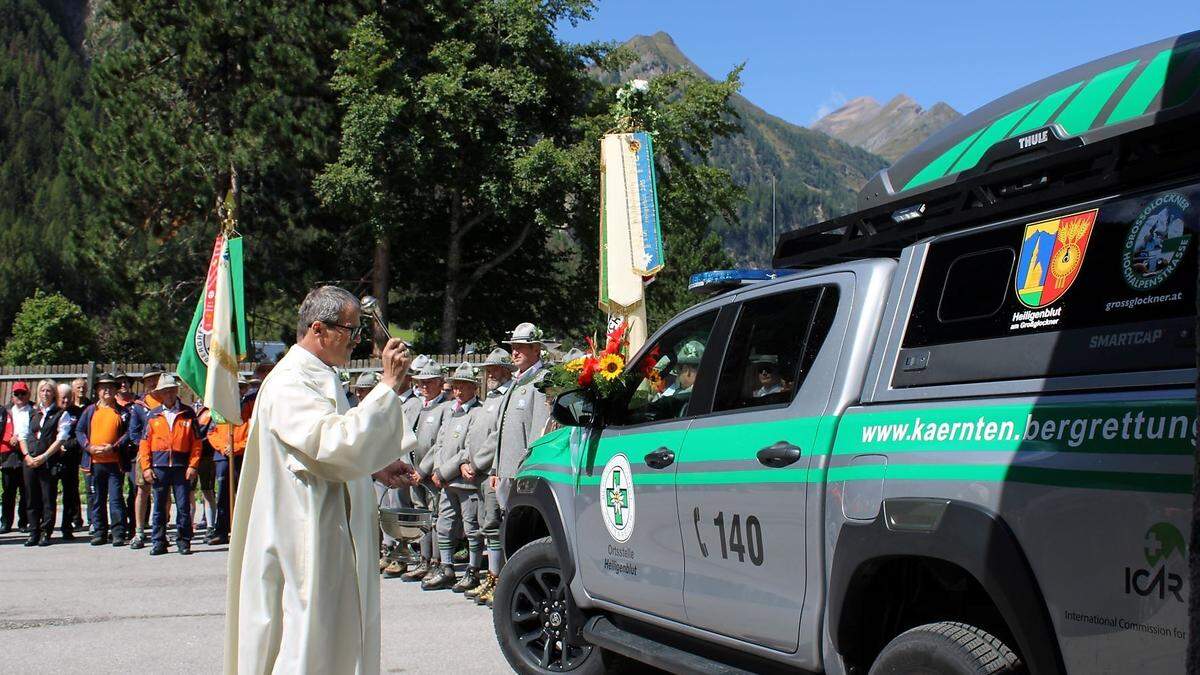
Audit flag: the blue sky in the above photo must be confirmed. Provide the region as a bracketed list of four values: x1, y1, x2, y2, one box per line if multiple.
[557, 1, 1200, 125]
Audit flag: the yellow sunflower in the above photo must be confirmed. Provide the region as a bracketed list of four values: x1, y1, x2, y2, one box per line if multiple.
[564, 357, 586, 373]
[597, 353, 625, 380]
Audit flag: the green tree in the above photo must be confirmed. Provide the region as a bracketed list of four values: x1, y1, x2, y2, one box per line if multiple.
[0, 0, 91, 330]
[68, 0, 372, 360]
[318, 2, 742, 351]
[3, 290, 98, 365]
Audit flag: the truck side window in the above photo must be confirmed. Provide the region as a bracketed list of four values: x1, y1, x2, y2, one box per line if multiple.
[712, 286, 838, 412]
[617, 311, 718, 426]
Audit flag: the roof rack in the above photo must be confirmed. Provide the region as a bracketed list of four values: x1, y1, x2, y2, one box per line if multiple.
[773, 110, 1200, 270]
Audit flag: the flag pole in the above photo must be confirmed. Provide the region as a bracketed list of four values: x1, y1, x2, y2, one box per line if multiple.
[227, 423, 235, 529]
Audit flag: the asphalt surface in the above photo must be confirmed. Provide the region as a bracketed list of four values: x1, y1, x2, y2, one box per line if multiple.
[0, 527, 511, 673]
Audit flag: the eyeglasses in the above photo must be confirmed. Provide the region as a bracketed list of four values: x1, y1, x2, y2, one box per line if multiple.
[323, 321, 364, 341]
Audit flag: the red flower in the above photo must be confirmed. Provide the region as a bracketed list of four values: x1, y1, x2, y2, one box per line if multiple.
[605, 321, 628, 355]
[578, 357, 598, 387]
[638, 345, 662, 377]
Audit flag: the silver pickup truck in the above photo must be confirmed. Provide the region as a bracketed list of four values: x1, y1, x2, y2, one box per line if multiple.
[494, 30, 1199, 675]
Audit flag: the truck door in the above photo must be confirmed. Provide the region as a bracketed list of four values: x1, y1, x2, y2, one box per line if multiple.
[676, 279, 847, 652]
[574, 309, 726, 622]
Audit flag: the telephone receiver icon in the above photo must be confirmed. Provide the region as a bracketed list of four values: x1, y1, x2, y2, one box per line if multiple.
[693, 506, 708, 558]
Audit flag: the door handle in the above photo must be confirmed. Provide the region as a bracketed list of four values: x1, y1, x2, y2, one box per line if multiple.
[644, 447, 675, 469]
[756, 441, 801, 468]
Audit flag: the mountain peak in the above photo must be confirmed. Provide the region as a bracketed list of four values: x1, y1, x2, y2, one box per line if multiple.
[814, 93, 960, 162]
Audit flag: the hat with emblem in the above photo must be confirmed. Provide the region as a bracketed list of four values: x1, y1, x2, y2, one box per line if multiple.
[448, 362, 479, 384]
[152, 373, 180, 392]
[676, 339, 705, 366]
[480, 347, 518, 371]
[411, 360, 444, 381]
[354, 371, 380, 389]
[503, 322, 543, 345]
[408, 354, 431, 376]
[749, 353, 779, 365]
[142, 364, 166, 378]
[114, 369, 134, 383]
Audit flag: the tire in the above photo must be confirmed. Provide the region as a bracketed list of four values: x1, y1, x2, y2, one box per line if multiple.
[493, 536, 619, 674]
[869, 621, 1025, 675]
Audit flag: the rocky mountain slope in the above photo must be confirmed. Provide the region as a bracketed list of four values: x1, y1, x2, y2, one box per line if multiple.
[813, 94, 961, 162]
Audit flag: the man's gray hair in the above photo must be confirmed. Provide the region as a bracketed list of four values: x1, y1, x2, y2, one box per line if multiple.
[297, 286, 358, 341]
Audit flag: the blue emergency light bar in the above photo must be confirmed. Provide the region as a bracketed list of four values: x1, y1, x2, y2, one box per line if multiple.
[687, 269, 798, 295]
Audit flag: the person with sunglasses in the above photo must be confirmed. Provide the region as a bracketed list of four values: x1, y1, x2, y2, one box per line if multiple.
[225, 285, 419, 674]
[751, 354, 784, 399]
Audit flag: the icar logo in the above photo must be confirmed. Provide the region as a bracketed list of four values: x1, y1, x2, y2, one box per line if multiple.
[601, 454, 635, 543]
[1125, 521, 1185, 603]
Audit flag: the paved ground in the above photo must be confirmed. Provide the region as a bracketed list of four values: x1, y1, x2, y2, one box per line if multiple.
[0, 528, 510, 673]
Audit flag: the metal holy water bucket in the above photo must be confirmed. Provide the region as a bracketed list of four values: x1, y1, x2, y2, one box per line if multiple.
[379, 506, 434, 564]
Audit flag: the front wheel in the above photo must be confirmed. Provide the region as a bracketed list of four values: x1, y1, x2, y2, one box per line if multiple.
[493, 536, 606, 674]
[869, 621, 1025, 675]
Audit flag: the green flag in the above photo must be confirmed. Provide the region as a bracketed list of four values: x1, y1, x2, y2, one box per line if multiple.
[178, 233, 246, 400]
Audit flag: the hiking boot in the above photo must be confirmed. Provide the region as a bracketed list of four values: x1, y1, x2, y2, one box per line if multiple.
[465, 573, 490, 599]
[452, 547, 469, 564]
[149, 542, 168, 556]
[38, 535, 51, 547]
[90, 533, 107, 546]
[474, 573, 497, 605]
[178, 541, 192, 555]
[382, 560, 407, 578]
[23, 532, 40, 547]
[421, 564, 438, 583]
[128, 533, 146, 550]
[112, 535, 129, 547]
[452, 568, 480, 593]
[207, 535, 229, 546]
[400, 559, 430, 582]
[421, 564, 457, 591]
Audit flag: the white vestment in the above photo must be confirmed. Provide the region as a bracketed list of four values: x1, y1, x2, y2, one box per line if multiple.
[224, 345, 414, 674]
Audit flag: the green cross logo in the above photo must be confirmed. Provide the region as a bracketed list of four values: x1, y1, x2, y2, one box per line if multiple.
[606, 469, 629, 528]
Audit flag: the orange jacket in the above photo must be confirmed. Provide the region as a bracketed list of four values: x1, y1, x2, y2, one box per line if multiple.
[138, 404, 203, 472]
[201, 395, 255, 458]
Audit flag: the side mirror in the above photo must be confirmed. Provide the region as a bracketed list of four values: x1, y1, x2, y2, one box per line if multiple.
[552, 389, 598, 428]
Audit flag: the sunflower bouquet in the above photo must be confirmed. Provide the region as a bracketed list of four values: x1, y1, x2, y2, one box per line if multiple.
[540, 320, 660, 403]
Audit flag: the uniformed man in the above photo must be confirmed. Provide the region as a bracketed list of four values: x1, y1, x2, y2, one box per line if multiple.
[137, 374, 203, 555]
[422, 362, 486, 591]
[464, 348, 517, 602]
[478, 323, 552, 606]
[74, 373, 129, 546]
[661, 339, 704, 418]
[400, 360, 449, 582]
[750, 354, 783, 398]
[381, 358, 426, 577]
[126, 365, 164, 549]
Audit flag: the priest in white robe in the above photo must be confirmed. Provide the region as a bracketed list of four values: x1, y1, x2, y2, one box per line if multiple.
[224, 286, 419, 674]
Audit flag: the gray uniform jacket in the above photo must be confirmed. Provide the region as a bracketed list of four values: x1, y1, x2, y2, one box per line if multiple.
[413, 393, 449, 479]
[431, 397, 483, 489]
[468, 382, 511, 475]
[400, 389, 423, 432]
[489, 363, 552, 479]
